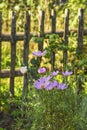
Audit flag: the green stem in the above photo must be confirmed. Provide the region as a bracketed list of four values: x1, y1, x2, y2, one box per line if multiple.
[42, 89, 47, 129]
[50, 90, 54, 130]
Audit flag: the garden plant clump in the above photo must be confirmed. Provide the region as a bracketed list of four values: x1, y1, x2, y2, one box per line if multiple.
[12, 49, 87, 130]
[1, 49, 87, 130]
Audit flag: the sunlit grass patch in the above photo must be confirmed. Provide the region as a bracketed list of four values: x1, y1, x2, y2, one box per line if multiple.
[1, 42, 11, 69]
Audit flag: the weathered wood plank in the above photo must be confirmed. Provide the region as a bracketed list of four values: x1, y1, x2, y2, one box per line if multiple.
[10, 12, 16, 96]
[78, 8, 84, 52]
[63, 9, 69, 68]
[0, 69, 22, 78]
[0, 12, 2, 81]
[1, 29, 87, 42]
[51, 9, 56, 71]
[37, 10, 45, 67]
[77, 8, 84, 94]
[0, 68, 87, 78]
[22, 12, 30, 100]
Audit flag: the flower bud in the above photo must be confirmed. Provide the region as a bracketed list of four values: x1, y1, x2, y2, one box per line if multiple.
[38, 67, 46, 74]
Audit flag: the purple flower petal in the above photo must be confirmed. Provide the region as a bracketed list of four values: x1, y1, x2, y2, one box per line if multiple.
[34, 75, 59, 90]
[62, 70, 73, 76]
[34, 77, 46, 89]
[53, 80, 59, 87]
[45, 82, 54, 90]
[45, 80, 59, 90]
[34, 76, 50, 89]
[50, 70, 59, 78]
[32, 51, 42, 57]
[32, 50, 47, 57]
[57, 83, 67, 90]
[38, 67, 46, 74]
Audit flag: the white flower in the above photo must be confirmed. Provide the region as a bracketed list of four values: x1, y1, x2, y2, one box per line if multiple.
[20, 66, 27, 74]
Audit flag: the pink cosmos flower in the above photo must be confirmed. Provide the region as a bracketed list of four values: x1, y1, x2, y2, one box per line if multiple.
[34, 76, 47, 89]
[32, 50, 47, 57]
[34, 76, 50, 89]
[38, 67, 46, 74]
[34, 76, 58, 90]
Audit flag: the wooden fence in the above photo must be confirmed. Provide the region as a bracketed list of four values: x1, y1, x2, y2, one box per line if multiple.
[0, 8, 86, 96]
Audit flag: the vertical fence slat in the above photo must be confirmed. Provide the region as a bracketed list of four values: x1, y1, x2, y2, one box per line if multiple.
[51, 9, 56, 71]
[77, 8, 84, 94]
[22, 11, 30, 100]
[10, 12, 16, 96]
[39, 10, 44, 37]
[38, 10, 44, 49]
[38, 10, 44, 67]
[51, 9, 56, 33]
[0, 12, 2, 81]
[78, 8, 84, 52]
[63, 9, 69, 69]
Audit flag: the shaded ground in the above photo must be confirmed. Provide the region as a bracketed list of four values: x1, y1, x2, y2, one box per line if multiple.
[0, 110, 14, 130]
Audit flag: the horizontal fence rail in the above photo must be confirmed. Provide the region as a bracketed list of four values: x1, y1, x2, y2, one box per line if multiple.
[1, 29, 87, 41]
[0, 8, 87, 96]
